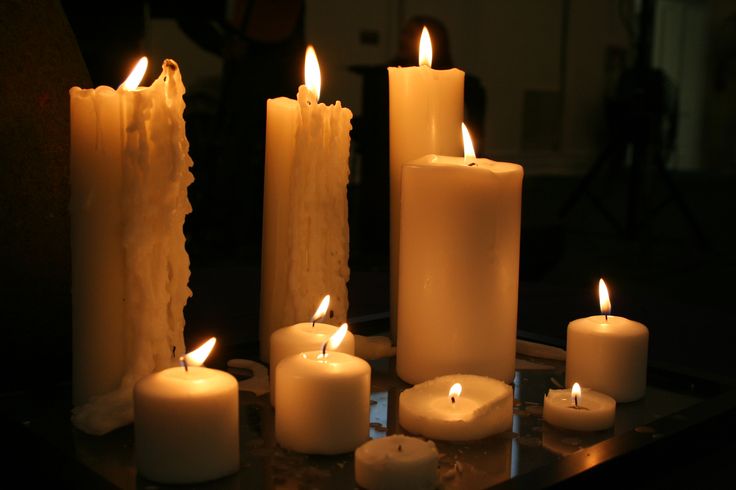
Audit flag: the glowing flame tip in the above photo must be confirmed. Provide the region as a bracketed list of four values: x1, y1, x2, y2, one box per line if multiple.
[311, 294, 331, 323]
[449, 383, 462, 400]
[419, 26, 432, 67]
[121, 56, 148, 91]
[327, 323, 349, 350]
[462, 123, 476, 159]
[304, 45, 321, 101]
[184, 337, 216, 367]
[598, 279, 611, 317]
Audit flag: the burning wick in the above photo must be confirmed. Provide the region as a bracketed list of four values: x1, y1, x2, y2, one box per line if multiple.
[397, 444, 402, 452]
[451, 396, 456, 404]
[321, 341, 328, 357]
[179, 356, 189, 372]
[171, 345, 176, 358]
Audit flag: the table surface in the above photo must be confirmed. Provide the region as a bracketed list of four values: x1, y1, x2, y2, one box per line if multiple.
[3, 334, 736, 490]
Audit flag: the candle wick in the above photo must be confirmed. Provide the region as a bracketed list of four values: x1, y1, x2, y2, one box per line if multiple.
[321, 341, 328, 357]
[451, 396, 456, 404]
[312, 320, 316, 327]
[574, 394, 578, 408]
[397, 444, 402, 452]
[468, 162, 476, 167]
[171, 345, 176, 358]
[605, 314, 608, 322]
[179, 356, 188, 372]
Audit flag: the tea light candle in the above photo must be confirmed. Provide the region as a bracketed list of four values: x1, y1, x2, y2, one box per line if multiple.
[543, 383, 616, 431]
[354, 435, 439, 490]
[269, 295, 355, 404]
[134, 338, 239, 484]
[566, 279, 649, 402]
[399, 374, 512, 441]
[275, 325, 371, 454]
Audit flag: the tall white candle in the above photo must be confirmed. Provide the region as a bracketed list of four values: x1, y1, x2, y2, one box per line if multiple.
[134, 338, 239, 484]
[566, 280, 649, 402]
[397, 126, 523, 384]
[388, 27, 464, 338]
[260, 46, 352, 362]
[70, 58, 193, 435]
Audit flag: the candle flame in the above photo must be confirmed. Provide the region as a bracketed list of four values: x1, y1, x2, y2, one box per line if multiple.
[311, 294, 331, 324]
[304, 45, 321, 102]
[571, 382, 582, 407]
[185, 337, 216, 367]
[121, 56, 148, 91]
[599, 279, 611, 318]
[449, 383, 462, 400]
[328, 323, 349, 350]
[462, 123, 476, 160]
[418, 26, 432, 67]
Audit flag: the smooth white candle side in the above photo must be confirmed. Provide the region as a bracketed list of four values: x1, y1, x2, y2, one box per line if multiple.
[397, 156, 523, 384]
[134, 366, 239, 484]
[70, 60, 193, 435]
[566, 315, 649, 402]
[388, 66, 464, 338]
[275, 351, 370, 454]
[354, 435, 439, 490]
[260, 87, 352, 362]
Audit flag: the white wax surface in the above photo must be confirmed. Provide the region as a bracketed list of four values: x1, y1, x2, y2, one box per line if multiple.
[399, 374, 513, 441]
[387, 65, 464, 337]
[275, 351, 370, 454]
[543, 387, 616, 431]
[260, 87, 352, 362]
[269, 322, 355, 404]
[566, 315, 649, 402]
[70, 60, 193, 435]
[397, 156, 523, 384]
[354, 435, 439, 490]
[134, 366, 239, 484]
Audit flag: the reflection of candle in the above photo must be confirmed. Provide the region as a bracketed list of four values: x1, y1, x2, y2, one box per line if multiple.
[269, 296, 355, 404]
[399, 374, 512, 441]
[543, 382, 616, 431]
[397, 125, 523, 384]
[354, 435, 439, 490]
[70, 57, 193, 434]
[388, 27, 464, 337]
[260, 46, 352, 362]
[275, 325, 370, 454]
[566, 279, 649, 402]
[134, 338, 239, 484]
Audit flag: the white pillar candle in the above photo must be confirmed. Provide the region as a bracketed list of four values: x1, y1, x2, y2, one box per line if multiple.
[566, 279, 649, 402]
[260, 46, 352, 362]
[397, 125, 523, 384]
[275, 325, 370, 454]
[269, 297, 355, 404]
[354, 435, 439, 490]
[388, 27, 464, 337]
[133, 339, 239, 484]
[70, 58, 193, 435]
[399, 374, 513, 441]
[543, 383, 616, 431]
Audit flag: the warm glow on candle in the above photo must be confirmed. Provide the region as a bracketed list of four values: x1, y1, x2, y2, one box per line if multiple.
[304, 45, 321, 101]
[311, 294, 331, 324]
[328, 323, 349, 350]
[599, 279, 611, 319]
[418, 26, 432, 67]
[462, 123, 476, 160]
[185, 337, 216, 367]
[448, 383, 462, 404]
[121, 56, 148, 91]
[571, 382, 582, 407]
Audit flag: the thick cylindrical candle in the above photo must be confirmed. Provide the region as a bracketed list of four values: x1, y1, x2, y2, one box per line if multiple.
[566, 315, 649, 402]
[134, 366, 239, 484]
[354, 435, 439, 490]
[397, 156, 523, 384]
[275, 351, 370, 454]
[543, 386, 616, 431]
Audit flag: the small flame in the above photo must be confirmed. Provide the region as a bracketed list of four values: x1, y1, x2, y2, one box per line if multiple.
[184, 337, 216, 367]
[449, 383, 462, 402]
[418, 26, 432, 67]
[462, 123, 476, 160]
[599, 279, 611, 318]
[328, 323, 349, 350]
[571, 382, 582, 407]
[304, 45, 321, 102]
[311, 294, 330, 324]
[121, 56, 148, 91]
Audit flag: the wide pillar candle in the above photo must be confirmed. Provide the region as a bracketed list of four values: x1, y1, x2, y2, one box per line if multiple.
[388, 29, 464, 338]
[70, 58, 193, 435]
[397, 154, 523, 384]
[260, 47, 352, 362]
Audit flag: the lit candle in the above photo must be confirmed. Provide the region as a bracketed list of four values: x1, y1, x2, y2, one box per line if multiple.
[275, 324, 371, 454]
[543, 382, 616, 431]
[260, 45, 352, 362]
[70, 57, 193, 435]
[399, 374, 513, 441]
[566, 279, 649, 402]
[269, 294, 355, 405]
[133, 338, 239, 484]
[388, 27, 464, 337]
[396, 125, 523, 384]
[354, 435, 439, 490]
